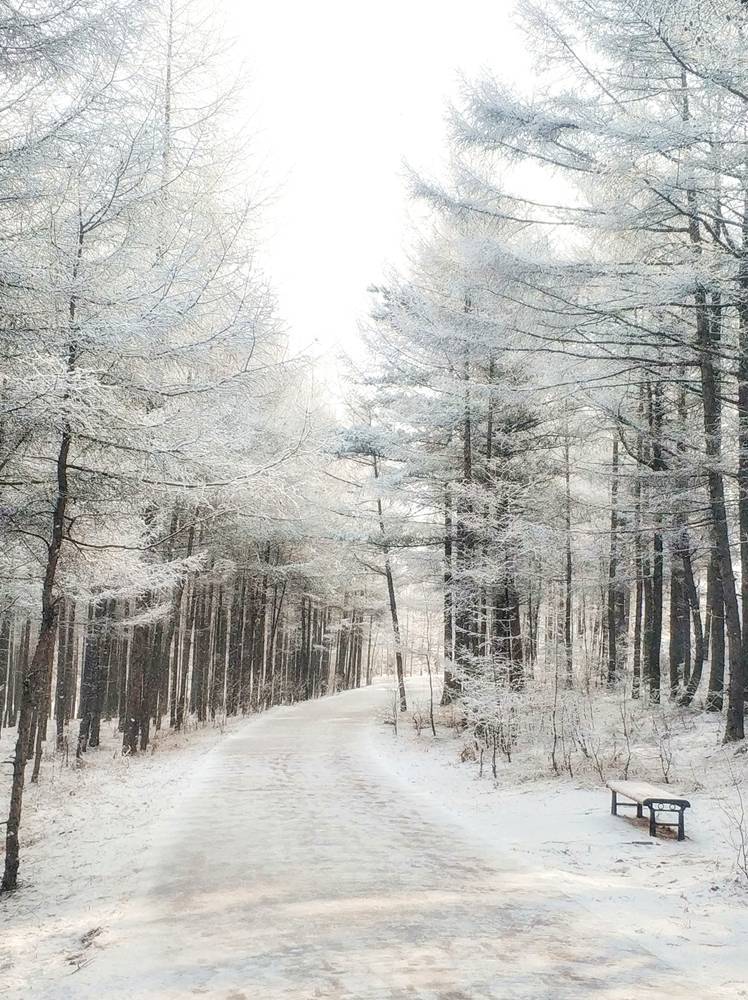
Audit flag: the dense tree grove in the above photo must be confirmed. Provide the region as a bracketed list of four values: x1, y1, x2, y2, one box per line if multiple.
[5, 6, 748, 997]
[359, 0, 748, 751]
[0, 1, 384, 894]
[4, 0, 748, 902]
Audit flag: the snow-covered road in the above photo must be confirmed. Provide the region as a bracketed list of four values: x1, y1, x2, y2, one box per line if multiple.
[59, 684, 713, 999]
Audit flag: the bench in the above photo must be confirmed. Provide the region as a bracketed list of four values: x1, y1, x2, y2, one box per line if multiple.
[607, 780, 690, 841]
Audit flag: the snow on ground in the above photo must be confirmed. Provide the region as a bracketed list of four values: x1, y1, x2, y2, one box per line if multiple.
[0, 716, 237, 992]
[373, 678, 748, 998]
[0, 680, 747, 998]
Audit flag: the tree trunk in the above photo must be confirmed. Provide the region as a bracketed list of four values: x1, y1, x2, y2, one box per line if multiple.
[706, 550, 725, 712]
[0, 614, 11, 739]
[2, 418, 72, 892]
[697, 290, 744, 739]
[441, 485, 458, 704]
[607, 436, 620, 686]
[679, 542, 705, 706]
[644, 382, 664, 702]
[736, 186, 748, 731]
[372, 455, 406, 712]
[77, 603, 99, 757]
[669, 565, 685, 699]
[564, 435, 573, 687]
[679, 79, 743, 737]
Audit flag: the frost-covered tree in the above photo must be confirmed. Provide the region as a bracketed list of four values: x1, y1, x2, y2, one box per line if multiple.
[357, 215, 572, 731]
[358, 0, 748, 751]
[442, 0, 748, 740]
[0, 0, 378, 894]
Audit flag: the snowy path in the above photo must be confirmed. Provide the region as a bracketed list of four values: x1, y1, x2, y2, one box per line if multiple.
[55, 685, 714, 999]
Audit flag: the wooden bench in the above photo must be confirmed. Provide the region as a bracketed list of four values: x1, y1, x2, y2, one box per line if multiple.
[607, 780, 690, 841]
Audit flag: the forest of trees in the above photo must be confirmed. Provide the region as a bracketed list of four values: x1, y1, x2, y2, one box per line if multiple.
[0, 0, 389, 894]
[3, 0, 748, 900]
[355, 0, 748, 758]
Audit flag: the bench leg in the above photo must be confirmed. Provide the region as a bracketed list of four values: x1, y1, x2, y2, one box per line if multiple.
[611, 790, 617, 816]
[678, 809, 685, 841]
[636, 803, 643, 819]
[649, 807, 657, 838]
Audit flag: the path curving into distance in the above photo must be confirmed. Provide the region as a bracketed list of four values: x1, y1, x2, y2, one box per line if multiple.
[54, 683, 707, 1000]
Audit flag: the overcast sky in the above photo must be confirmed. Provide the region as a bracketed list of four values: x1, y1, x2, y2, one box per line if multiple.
[229, 0, 530, 367]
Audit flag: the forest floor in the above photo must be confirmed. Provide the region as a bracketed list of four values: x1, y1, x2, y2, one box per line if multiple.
[1, 680, 747, 998]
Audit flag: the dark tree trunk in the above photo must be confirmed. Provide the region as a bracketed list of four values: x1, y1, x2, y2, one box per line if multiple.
[564, 436, 573, 687]
[706, 550, 725, 712]
[77, 603, 99, 757]
[139, 620, 161, 751]
[607, 437, 620, 686]
[441, 485, 459, 705]
[669, 566, 686, 699]
[632, 443, 644, 699]
[679, 543, 705, 707]
[226, 572, 245, 715]
[123, 621, 147, 756]
[210, 584, 227, 718]
[644, 383, 664, 702]
[89, 600, 113, 748]
[736, 192, 748, 732]
[373, 455, 406, 711]
[0, 614, 12, 739]
[176, 578, 197, 730]
[679, 94, 743, 737]
[193, 581, 213, 722]
[2, 416, 72, 892]
[697, 291, 744, 739]
[54, 601, 72, 750]
[116, 607, 130, 732]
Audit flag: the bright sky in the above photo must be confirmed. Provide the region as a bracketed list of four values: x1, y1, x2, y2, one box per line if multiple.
[230, 0, 531, 366]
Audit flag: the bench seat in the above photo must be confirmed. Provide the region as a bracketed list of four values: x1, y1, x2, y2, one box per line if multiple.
[607, 780, 690, 841]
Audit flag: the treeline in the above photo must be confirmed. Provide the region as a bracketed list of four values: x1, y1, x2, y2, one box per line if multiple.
[0, 546, 374, 766]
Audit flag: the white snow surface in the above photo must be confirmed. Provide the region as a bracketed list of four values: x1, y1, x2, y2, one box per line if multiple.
[1, 680, 747, 998]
